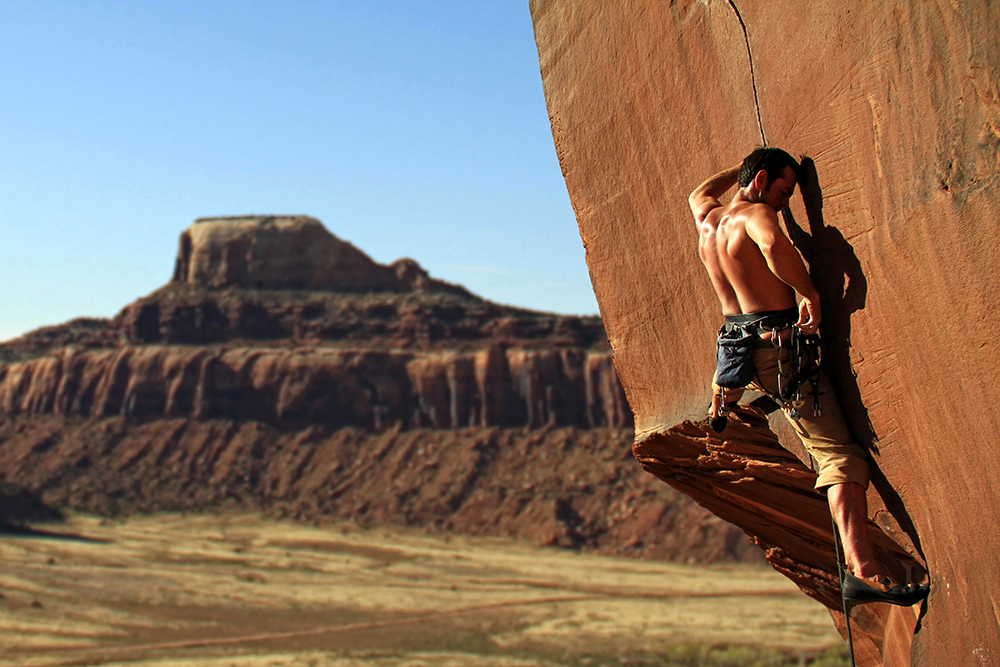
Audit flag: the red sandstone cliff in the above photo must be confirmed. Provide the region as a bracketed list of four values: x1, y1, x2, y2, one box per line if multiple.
[531, 1, 1000, 664]
[0, 216, 757, 563]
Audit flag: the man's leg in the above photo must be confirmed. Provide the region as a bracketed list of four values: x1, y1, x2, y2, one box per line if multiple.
[746, 348, 928, 600]
[827, 482, 879, 579]
[830, 480, 930, 604]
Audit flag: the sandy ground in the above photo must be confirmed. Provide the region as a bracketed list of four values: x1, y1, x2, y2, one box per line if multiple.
[0, 513, 844, 666]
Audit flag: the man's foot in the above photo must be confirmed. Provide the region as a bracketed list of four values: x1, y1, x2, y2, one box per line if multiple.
[842, 571, 930, 607]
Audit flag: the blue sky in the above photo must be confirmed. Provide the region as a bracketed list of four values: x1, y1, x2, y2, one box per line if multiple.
[0, 1, 598, 341]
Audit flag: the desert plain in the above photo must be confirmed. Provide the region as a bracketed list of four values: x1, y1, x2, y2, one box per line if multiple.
[0, 512, 847, 667]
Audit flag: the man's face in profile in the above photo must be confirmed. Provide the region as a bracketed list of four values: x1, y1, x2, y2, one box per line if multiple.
[759, 165, 797, 212]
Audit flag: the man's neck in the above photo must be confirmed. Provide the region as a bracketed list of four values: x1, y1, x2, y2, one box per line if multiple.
[734, 186, 756, 205]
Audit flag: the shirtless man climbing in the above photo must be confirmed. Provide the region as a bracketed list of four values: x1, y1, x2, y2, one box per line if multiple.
[689, 147, 928, 606]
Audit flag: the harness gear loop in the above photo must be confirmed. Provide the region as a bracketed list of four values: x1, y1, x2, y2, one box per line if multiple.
[719, 386, 729, 417]
[774, 327, 790, 400]
[805, 333, 824, 417]
[769, 325, 824, 421]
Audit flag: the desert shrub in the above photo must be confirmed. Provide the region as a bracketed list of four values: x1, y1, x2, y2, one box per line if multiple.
[578, 643, 851, 667]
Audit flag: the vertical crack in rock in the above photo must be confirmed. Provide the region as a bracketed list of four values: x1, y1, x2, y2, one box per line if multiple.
[727, 1, 767, 146]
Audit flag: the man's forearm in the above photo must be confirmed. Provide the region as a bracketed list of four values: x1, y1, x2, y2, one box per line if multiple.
[764, 241, 823, 331]
[764, 242, 819, 302]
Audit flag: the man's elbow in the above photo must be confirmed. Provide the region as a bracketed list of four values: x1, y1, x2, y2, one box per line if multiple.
[688, 187, 707, 208]
[689, 192, 714, 220]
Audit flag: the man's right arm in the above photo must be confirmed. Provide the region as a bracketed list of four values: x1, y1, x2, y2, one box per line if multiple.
[745, 207, 822, 332]
[688, 163, 741, 223]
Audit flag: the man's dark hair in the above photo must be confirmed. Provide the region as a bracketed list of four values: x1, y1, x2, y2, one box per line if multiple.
[738, 147, 801, 188]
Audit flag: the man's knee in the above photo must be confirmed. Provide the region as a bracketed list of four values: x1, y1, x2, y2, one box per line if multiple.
[814, 448, 870, 492]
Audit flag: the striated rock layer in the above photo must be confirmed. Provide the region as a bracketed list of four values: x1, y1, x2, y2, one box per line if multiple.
[0, 335, 627, 431]
[0, 216, 755, 562]
[532, 1, 1000, 664]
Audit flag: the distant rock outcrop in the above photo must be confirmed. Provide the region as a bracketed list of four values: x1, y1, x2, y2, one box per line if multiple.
[172, 215, 470, 296]
[532, 1, 1000, 664]
[0, 216, 756, 563]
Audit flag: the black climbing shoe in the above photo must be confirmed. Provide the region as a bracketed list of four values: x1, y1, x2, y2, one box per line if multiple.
[709, 415, 728, 433]
[707, 400, 735, 433]
[842, 572, 930, 607]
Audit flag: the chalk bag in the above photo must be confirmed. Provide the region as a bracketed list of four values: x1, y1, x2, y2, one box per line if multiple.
[715, 326, 755, 389]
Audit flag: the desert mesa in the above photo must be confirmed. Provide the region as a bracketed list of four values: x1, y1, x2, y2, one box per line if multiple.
[0, 215, 757, 564]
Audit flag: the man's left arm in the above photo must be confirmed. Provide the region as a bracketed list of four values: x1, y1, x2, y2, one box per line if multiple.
[688, 163, 741, 222]
[746, 210, 822, 333]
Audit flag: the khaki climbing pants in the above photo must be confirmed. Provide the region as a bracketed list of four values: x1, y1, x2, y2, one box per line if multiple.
[749, 346, 871, 492]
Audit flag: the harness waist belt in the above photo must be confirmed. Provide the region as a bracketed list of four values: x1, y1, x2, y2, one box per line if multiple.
[723, 307, 798, 335]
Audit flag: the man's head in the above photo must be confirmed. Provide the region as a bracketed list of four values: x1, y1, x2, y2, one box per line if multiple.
[738, 147, 800, 211]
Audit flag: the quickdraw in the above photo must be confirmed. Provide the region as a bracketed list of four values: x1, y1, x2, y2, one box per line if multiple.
[775, 327, 823, 420]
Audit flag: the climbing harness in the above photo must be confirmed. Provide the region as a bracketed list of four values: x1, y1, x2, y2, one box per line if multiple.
[712, 308, 823, 426]
[831, 513, 859, 667]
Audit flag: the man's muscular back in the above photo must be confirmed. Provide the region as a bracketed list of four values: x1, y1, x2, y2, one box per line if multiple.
[710, 201, 797, 314]
[690, 161, 819, 330]
[696, 211, 741, 315]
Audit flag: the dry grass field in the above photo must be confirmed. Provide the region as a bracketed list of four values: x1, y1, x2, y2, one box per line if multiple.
[0, 513, 848, 667]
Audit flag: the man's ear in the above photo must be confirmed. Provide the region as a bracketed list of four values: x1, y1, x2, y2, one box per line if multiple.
[752, 169, 769, 192]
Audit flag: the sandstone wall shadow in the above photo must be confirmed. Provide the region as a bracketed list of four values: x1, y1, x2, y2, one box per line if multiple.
[783, 157, 922, 557]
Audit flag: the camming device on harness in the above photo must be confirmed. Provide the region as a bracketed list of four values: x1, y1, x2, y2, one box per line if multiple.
[711, 307, 823, 432]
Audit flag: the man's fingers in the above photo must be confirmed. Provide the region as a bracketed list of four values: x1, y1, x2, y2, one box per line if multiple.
[796, 318, 818, 334]
[796, 300, 821, 333]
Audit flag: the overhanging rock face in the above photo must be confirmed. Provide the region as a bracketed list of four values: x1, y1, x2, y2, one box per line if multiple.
[531, 1, 1000, 664]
